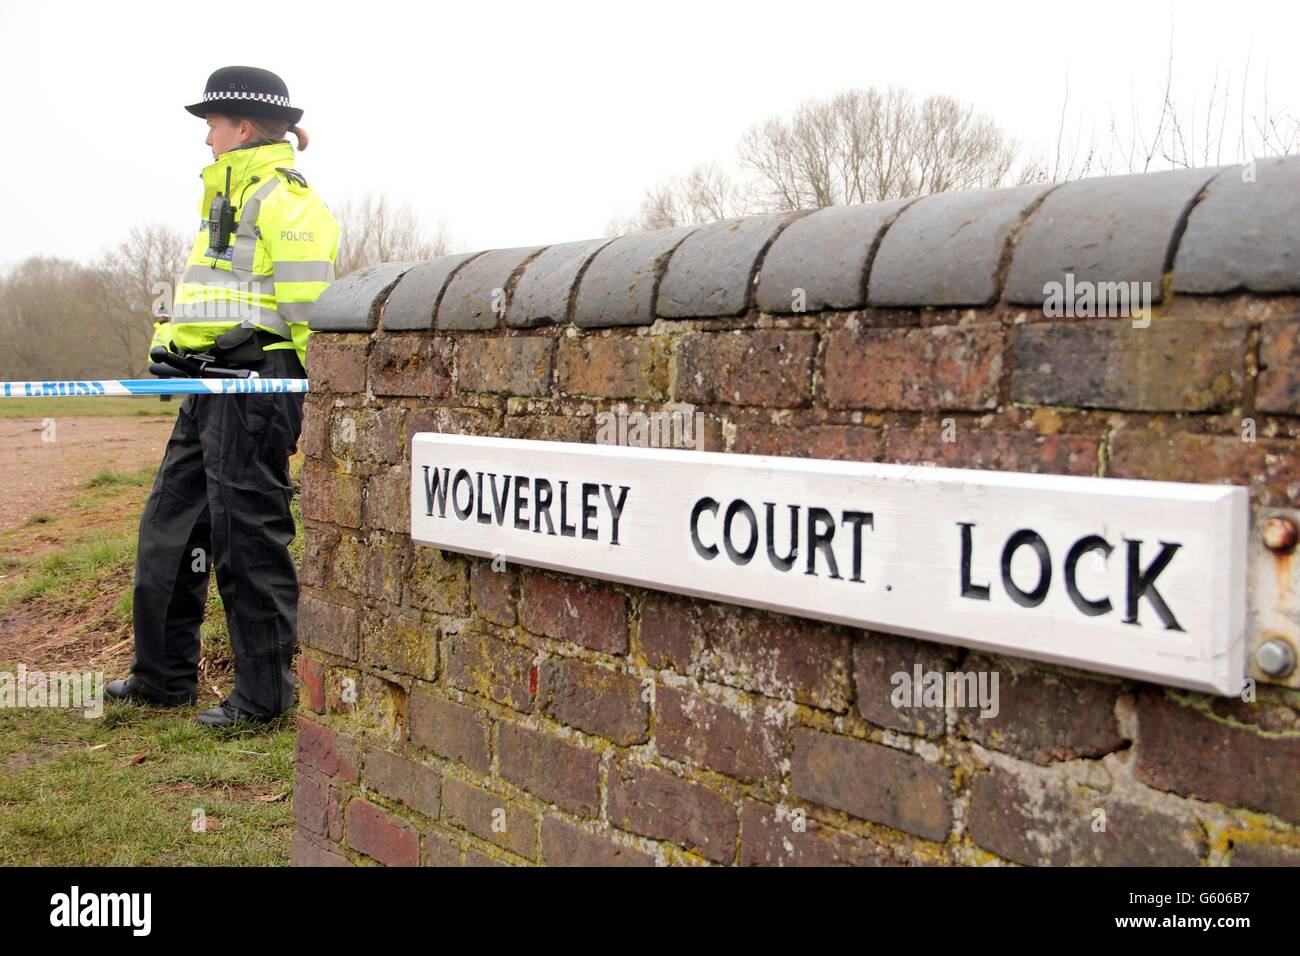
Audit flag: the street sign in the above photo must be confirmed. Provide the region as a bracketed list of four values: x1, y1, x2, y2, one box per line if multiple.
[411, 434, 1248, 696]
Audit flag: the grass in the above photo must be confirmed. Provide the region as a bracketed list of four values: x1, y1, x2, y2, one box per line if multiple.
[0, 699, 295, 866]
[0, 396, 178, 419]
[0, 453, 309, 866]
[81, 466, 157, 490]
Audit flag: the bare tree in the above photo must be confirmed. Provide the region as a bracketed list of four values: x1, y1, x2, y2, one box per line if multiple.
[94, 222, 191, 375]
[613, 86, 1024, 233]
[0, 257, 111, 380]
[333, 193, 452, 275]
[609, 162, 754, 234]
[740, 88, 1020, 210]
[1036, 36, 1300, 181]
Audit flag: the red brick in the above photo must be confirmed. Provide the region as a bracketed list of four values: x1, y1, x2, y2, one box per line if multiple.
[503, 414, 593, 443]
[345, 798, 419, 867]
[1012, 318, 1246, 411]
[968, 765, 1203, 866]
[294, 767, 329, 836]
[292, 831, 350, 867]
[406, 407, 499, 452]
[537, 657, 648, 745]
[673, 330, 817, 408]
[955, 655, 1126, 765]
[733, 424, 882, 461]
[739, 799, 899, 867]
[295, 717, 359, 782]
[1257, 317, 1300, 413]
[423, 828, 463, 866]
[409, 687, 491, 774]
[1134, 688, 1300, 824]
[299, 395, 329, 458]
[443, 630, 535, 712]
[497, 722, 602, 817]
[361, 608, 437, 681]
[369, 335, 453, 397]
[790, 729, 951, 841]
[363, 748, 441, 818]
[607, 761, 738, 864]
[823, 325, 1002, 410]
[884, 425, 1099, 476]
[637, 593, 699, 673]
[441, 778, 538, 860]
[297, 591, 359, 661]
[540, 818, 655, 867]
[457, 336, 554, 397]
[307, 337, 368, 394]
[471, 560, 517, 626]
[655, 685, 784, 784]
[522, 573, 629, 654]
[406, 546, 469, 615]
[557, 336, 668, 400]
[299, 460, 363, 527]
[1108, 428, 1300, 508]
[697, 605, 852, 711]
[852, 632, 959, 738]
[296, 655, 327, 714]
[300, 524, 339, 588]
[363, 466, 410, 534]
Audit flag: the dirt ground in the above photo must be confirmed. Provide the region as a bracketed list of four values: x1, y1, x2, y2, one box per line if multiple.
[0, 416, 175, 532]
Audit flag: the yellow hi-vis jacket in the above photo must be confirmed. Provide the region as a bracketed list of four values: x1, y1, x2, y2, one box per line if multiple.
[151, 140, 341, 369]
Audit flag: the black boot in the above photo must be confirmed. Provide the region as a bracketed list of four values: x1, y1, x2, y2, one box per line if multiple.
[195, 699, 272, 729]
[105, 678, 196, 708]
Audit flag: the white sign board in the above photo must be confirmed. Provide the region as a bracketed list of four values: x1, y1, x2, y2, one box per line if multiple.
[410, 434, 1248, 696]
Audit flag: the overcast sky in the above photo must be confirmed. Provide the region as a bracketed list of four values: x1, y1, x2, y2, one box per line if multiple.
[1, 0, 1296, 271]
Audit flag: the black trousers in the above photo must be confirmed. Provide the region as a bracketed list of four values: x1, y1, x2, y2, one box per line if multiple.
[130, 347, 305, 716]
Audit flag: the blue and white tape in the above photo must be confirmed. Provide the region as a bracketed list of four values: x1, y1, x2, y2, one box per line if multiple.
[0, 379, 310, 397]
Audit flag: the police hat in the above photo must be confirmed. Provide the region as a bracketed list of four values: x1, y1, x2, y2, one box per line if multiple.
[185, 66, 304, 125]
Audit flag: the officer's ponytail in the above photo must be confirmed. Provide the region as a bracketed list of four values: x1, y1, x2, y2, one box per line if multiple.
[288, 124, 310, 151]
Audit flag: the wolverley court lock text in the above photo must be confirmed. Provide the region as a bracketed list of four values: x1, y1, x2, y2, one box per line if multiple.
[409, 435, 1248, 696]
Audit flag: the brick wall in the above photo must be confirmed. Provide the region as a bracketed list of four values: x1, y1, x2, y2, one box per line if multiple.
[291, 157, 1300, 867]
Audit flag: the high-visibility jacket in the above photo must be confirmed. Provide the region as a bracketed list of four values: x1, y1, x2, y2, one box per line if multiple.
[152, 140, 341, 369]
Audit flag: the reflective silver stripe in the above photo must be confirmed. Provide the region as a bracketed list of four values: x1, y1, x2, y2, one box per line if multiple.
[275, 300, 315, 324]
[182, 264, 271, 292]
[272, 260, 334, 283]
[230, 178, 282, 278]
[170, 301, 291, 337]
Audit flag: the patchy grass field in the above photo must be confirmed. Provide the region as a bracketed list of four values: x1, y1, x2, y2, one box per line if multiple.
[0, 396, 178, 418]
[0, 453, 306, 867]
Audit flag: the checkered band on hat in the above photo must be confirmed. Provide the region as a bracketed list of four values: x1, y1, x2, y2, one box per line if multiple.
[203, 90, 291, 107]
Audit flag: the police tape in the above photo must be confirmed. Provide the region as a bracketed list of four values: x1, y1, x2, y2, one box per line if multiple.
[0, 379, 310, 397]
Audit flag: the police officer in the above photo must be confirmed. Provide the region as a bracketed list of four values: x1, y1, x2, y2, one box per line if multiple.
[106, 66, 341, 728]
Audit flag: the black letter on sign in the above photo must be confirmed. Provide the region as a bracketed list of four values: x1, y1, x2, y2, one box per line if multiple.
[534, 479, 556, 535]
[805, 507, 841, 579]
[559, 480, 576, 537]
[1065, 535, 1113, 616]
[765, 502, 797, 571]
[602, 484, 630, 546]
[451, 468, 473, 520]
[1123, 539, 1183, 631]
[690, 497, 719, 560]
[841, 511, 873, 583]
[422, 465, 450, 518]
[959, 523, 990, 600]
[581, 482, 599, 540]
[723, 499, 758, 565]
[514, 476, 531, 531]
[1001, 529, 1051, 607]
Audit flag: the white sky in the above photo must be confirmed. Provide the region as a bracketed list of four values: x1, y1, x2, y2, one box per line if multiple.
[1, 0, 1297, 270]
